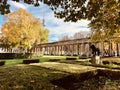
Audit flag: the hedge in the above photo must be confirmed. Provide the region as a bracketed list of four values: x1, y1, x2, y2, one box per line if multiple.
[79, 56, 89, 59]
[49, 59, 61, 62]
[0, 53, 32, 59]
[66, 57, 77, 60]
[23, 59, 40, 64]
[0, 61, 5, 66]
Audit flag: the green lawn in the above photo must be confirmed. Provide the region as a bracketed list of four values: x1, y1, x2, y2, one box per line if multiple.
[0, 56, 120, 89]
[1, 55, 120, 66]
[39, 55, 67, 62]
[1, 55, 78, 65]
[5, 59, 23, 65]
[0, 65, 69, 90]
[102, 57, 120, 61]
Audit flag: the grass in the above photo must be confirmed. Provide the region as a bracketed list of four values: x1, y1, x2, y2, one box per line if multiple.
[0, 55, 69, 65]
[39, 55, 66, 62]
[0, 56, 120, 89]
[1, 55, 120, 66]
[102, 57, 120, 61]
[0, 65, 69, 90]
[5, 59, 23, 65]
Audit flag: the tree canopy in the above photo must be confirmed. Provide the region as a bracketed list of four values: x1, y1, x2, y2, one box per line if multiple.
[1, 8, 49, 49]
[59, 31, 84, 41]
[89, 0, 120, 43]
[1, 0, 119, 21]
[0, 0, 120, 43]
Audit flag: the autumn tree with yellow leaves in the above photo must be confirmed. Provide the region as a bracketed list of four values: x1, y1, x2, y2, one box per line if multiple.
[1, 8, 49, 50]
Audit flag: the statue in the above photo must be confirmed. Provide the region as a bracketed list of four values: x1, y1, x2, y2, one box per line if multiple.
[90, 44, 96, 56]
[90, 44, 101, 64]
[90, 44, 100, 56]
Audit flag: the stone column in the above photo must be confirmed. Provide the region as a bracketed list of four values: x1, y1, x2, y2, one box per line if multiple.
[77, 44, 80, 55]
[82, 43, 85, 55]
[46, 46, 50, 55]
[101, 42, 104, 57]
[109, 42, 112, 56]
[68, 44, 71, 55]
[54, 46, 56, 55]
[116, 43, 119, 56]
[79, 44, 82, 56]
[58, 45, 60, 55]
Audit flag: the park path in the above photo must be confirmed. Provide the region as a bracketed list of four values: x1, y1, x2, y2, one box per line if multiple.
[30, 62, 97, 74]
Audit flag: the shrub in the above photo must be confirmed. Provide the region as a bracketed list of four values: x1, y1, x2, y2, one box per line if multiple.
[0, 53, 32, 59]
[79, 56, 88, 59]
[66, 57, 77, 60]
[49, 59, 61, 62]
[14, 53, 32, 59]
[0, 61, 5, 66]
[102, 61, 110, 65]
[23, 59, 39, 64]
[79, 54, 89, 59]
[0, 53, 14, 59]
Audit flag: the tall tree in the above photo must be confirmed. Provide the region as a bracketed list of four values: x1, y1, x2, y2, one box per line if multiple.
[0, 0, 10, 15]
[73, 32, 84, 39]
[59, 35, 70, 41]
[1, 8, 49, 50]
[1, 0, 119, 23]
[39, 28, 49, 44]
[1, 0, 120, 42]
[90, 30, 106, 43]
[59, 31, 84, 41]
[89, 0, 120, 43]
[0, 0, 117, 21]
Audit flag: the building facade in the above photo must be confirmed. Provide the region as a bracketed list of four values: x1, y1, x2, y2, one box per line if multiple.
[0, 37, 120, 57]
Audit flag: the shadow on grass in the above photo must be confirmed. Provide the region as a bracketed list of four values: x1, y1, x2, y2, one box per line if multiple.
[0, 65, 69, 90]
[60, 59, 120, 70]
[51, 69, 120, 90]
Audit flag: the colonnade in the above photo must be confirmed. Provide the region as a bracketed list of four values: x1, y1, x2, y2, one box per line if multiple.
[33, 38, 120, 57]
[37, 43, 90, 56]
[1, 38, 120, 57]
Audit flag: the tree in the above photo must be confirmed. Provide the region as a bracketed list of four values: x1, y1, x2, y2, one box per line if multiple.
[39, 28, 49, 44]
[89, 0, 120, 43]
[59, 35, 70, 41]
[59, 31, 84, 41]
[1, 8, 49, 50]
[0, 0, 10, 15]
[1, 0, 120, 42]
[0, 0, 117, 21]
[0, 0, 119, 23]
[73, 32, 84, 39]
[90, 30, 106, 43]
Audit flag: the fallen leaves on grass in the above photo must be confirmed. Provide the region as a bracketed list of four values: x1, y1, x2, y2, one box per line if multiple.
[0, 65, 68, 90]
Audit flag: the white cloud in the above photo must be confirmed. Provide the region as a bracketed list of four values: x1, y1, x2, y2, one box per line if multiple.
[45, 15, 91, 42]
[8, 1, 28, 10]
[15, 2, 91, 41]
[0, 2, 91, 42]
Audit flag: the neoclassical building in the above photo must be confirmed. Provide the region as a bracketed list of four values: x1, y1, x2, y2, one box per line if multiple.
[0, 37, 120, 57]
[32, 37, 120, 57]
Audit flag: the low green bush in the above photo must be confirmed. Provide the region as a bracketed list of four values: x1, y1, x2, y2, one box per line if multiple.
[14, 53, 32, 59]
[102, 61, 110, 65]
[0, 53, 14, 59]
[0, 53, 32, 59]
[79, 56, 88, 59]
[66, 57, 77, 60]
[23, 59, 39, 64]
[0, 61, 5, 66]
[79, 54, 89, 59]
[49, 59, 61, 62]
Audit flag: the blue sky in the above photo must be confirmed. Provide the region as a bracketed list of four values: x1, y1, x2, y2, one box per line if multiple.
[0, 1, 90, 42]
